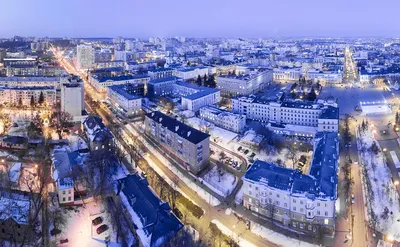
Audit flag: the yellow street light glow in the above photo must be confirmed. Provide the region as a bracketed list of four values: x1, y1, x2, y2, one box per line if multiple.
[387, 235, 394, 242]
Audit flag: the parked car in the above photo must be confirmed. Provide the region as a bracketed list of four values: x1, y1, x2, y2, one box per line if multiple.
[351, 194, 355, 204]
[60, 239, 69, 244]
[92, 216, 103, 226]
[96, 224, 109, 234]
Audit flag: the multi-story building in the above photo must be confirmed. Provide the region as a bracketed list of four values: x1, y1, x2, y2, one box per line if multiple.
[89, 74, 149, 93]
[216, 70, 273, 97]
[242, 132, 338, 236]
[0, 76, 60, 88]
[60, 74, 84, 119]
[6, 64, 64, 77]
[76, 44, 95, 70]
[199, 106, 246, 133]
[0, 86, 57, 107]
[148, 67, 177, 79]
[172, 81, 220, 112]
[147, 76, 178, 97]
[176, 66, 209, 80]
[307, 69, 343, 84]
[232, 97, 338, 137]
[145, 111, 210, 174]
[273, 67, 301, 82]
[108, 84, 142, 116]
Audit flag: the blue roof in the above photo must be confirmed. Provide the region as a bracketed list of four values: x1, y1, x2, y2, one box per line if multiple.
[149, 67, 175, 72]
[148, 76, 178, 84]
[183, 88, 219, 100]
[117, 174, 183, 247]
[108, 85, 141, 100]
[244, 132, 338, 200]
[98, 75, 149, 83]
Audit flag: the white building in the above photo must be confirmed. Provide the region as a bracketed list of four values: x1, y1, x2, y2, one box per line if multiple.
[0, 76, 60, 88]
[242, 132, 338, 236]
[307, 69, 343, 84]
[176, 66, 209, 80]
[76, 45, 95, 70]
[114, 50, 127, 62]
[61, 75, 84, 119]
[148, 68, 177, 79]
[108, 85, 142, 116]
[232, 97, 339, 137]
[273, 68, 301, 82]
[0, 86, 57, 107]
[216, 70, 273, 96]
[199, 106, 246, 133]
[148, 76, 178, 97]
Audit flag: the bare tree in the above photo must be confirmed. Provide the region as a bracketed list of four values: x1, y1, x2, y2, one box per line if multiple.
[285, 145, 299, 169]
[49, 111, 73, 139]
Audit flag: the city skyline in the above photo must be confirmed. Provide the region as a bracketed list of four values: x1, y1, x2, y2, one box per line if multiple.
[2, 0, 400, 38]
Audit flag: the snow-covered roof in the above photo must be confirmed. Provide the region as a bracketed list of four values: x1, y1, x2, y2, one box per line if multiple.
[0, 190, 31, 225]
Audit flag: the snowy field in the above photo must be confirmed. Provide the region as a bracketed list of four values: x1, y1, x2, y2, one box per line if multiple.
[250, 222, 317, 247]
[56, 201, 134, 247]
[360, 103, 391, 115]
[357, 127, 400, 240]
[202, 166, 238, 197]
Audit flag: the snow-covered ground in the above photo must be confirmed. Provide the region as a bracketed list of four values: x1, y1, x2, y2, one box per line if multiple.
[357, 126, 400, 240]
[250, 222, 317, 247]
[57, 201, 134, 247]
[211, 219, 257, 247]
[186, 117, 238, 145]
[202, 166, 237, 197]
[360, 103, 391, 115]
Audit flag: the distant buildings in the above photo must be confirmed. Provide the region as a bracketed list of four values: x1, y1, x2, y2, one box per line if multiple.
[76, 44, 95, 70]
[0, 76, 60, 88]
[242, 132, 338, 236]
[306, 69, 343, 84]
[174, 82, 220, 112]
[216, 70, 273, 96]
[148, 67, 177, 79]
[273, 67, 301, 82]
[116, 173, 183, 247]
[147, 76, 178, 97]
[108, 84, 142, 117]
[145, 111, 210, 174]
[199, 106, 246, 133]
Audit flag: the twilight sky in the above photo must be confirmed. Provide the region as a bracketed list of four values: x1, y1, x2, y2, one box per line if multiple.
[1, 0, 399, 38]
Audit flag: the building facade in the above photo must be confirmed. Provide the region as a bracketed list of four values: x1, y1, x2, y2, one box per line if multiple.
[60, 74, 84, 118]
[89, 75, 149, 93]
[108, 84, 142, 117]
[76, 44, 95, 70]
[242, 132, 338, 236]
[145, 111, 210, 174]
[199, 106, 246, 133]
[176, 66, 209, 80]
[147, 76, 178, 97]
[216, 70, 273, 96]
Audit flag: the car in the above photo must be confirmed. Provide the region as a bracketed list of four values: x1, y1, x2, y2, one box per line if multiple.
[351, 194, 355, 204]
[92, 216, 103, 226]
[96, 224, 109, 234]
[245, 219, 250, 229]
[60, 239, 69, 244]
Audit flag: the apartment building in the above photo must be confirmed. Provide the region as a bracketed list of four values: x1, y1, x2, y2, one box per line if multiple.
[145, 111, 210, 174]
[0, 76, 60, 88]
[307, 69, 343, 84]
[243, 132, 338, 236]
[232, 97, 339, 137]
[199, 106, 246, 133]
[216, 70, 273, 96]
[82, 116, 114, 159]
[0, 86, 57, 107]
[108, 84, 142, 116]
[76, 44, 95, 70]
[60, 74, 84, 118]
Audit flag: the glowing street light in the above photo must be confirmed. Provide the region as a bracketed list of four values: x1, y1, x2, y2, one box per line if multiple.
[383, 148, 387, 152]
[395, 180, 400, 186]
[387, 234, 394, 242]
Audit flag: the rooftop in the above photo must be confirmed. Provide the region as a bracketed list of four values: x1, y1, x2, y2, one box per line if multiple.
[97, 75, 150, 83]
[146, 111, 209, 144]
[108, 84, 142, 100]
[148, 76, 179, 84]
[244, 132, 338, 200]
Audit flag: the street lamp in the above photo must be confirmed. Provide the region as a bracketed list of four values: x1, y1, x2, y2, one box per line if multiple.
[383, 148, 387, 152]
[395, 180, 399, 186]
[387, 234, 394, 242]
